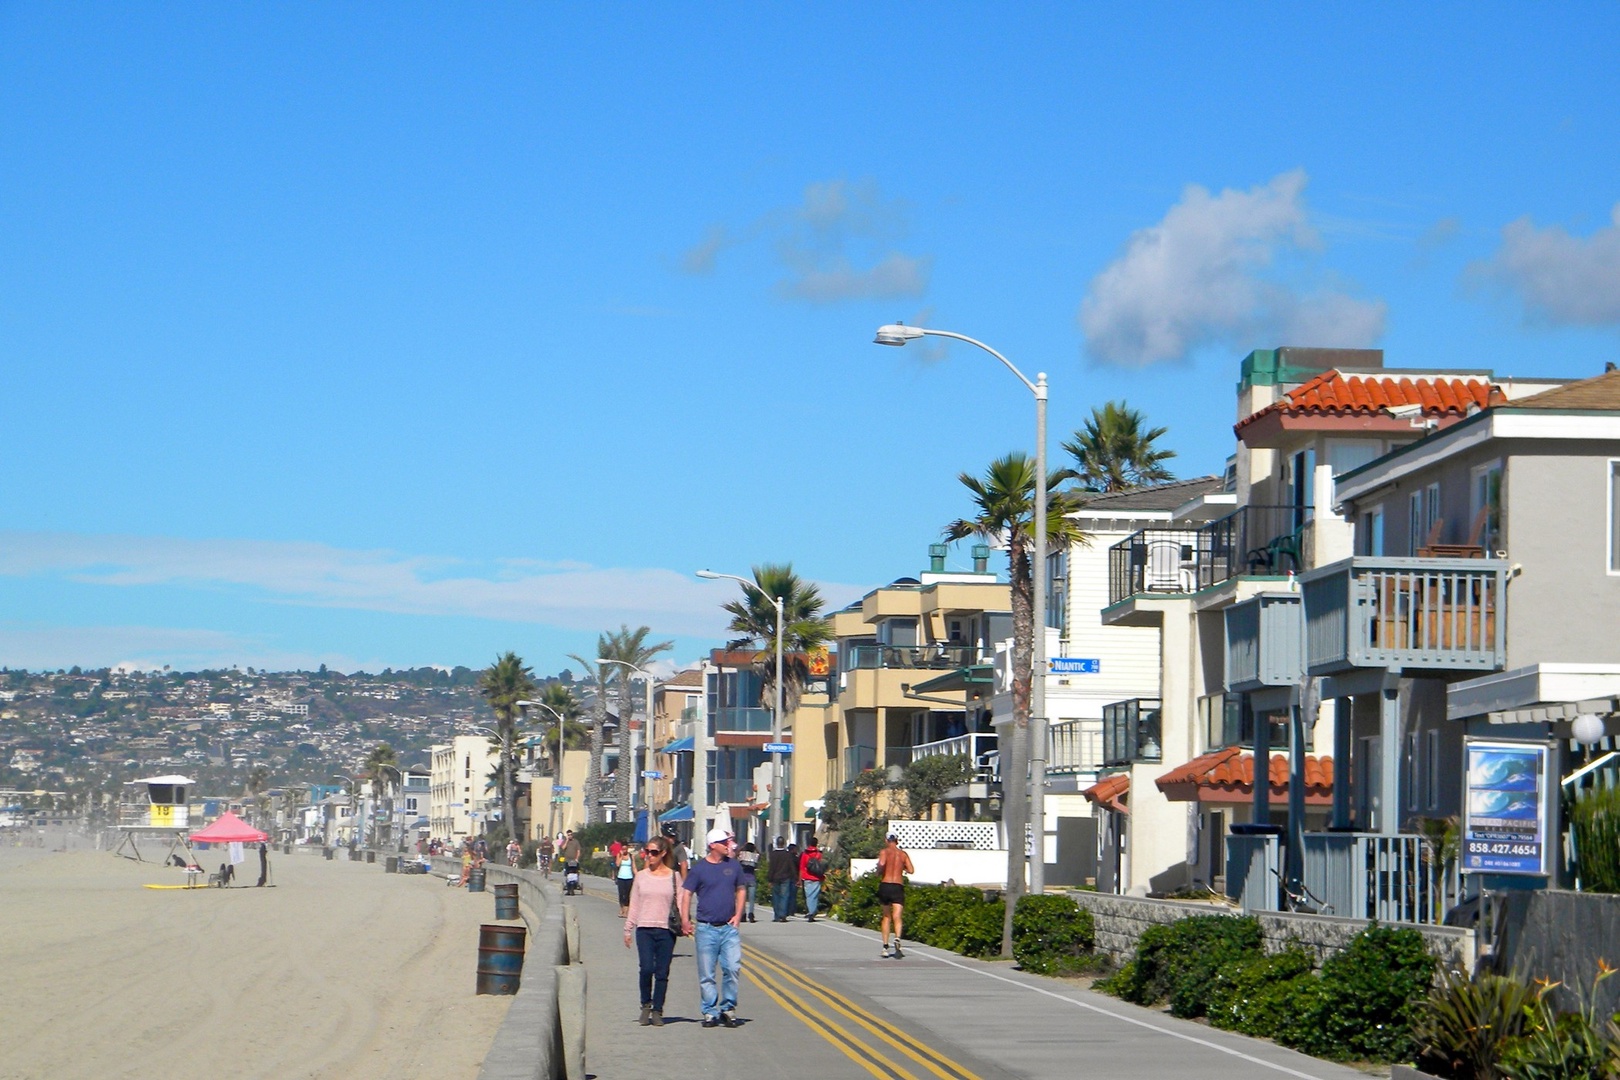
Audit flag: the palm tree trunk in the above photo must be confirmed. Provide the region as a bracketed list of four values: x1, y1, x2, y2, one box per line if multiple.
[586, 692, 606, 824]
[616, 680, 634, 830]
[1001, 540, 1034, 958]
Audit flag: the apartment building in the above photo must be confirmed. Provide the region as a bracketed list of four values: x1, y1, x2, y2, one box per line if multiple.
[428, 735, 498, 841]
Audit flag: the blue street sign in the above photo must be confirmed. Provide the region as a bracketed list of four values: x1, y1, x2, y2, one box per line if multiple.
[552, 785, 571, 792]
[763, 742, 794, 754]
[640, 771, 663, 779]
[1049, 657, 1101, 674]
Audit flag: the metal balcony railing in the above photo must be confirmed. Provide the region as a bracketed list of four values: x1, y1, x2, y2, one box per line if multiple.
[708, 778, 756, 805]
[1102, 698, 1162, 767]
[1108, 504, 1307, 605]
[1301, 832, 1464, 924]
[1300, 557, 1508, 675]
[910, 732, 1000, 783]
[845, 643, 986, 671]
[1048, 719, 1102, 775]
[711, 706, 774, 733]
[843, 744, 877, 781]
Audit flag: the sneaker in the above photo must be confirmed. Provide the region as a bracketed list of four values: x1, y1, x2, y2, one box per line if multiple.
[719, 1012, 737, 1028]
[649, 1010, 664, 1027]
[893, 946, 905, 959]
[882, 944, 892, 958]
[701, 1016, 719, 1028]
[640, 1005, 652, 1026]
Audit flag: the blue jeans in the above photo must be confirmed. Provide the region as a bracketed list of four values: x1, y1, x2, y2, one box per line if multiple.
[771, 880, 794, 921]
[635, 928, 675, 1011]
[741, 875, 756, 919]
[803, 879, 821, 918]
[693, 922, 741, 1018]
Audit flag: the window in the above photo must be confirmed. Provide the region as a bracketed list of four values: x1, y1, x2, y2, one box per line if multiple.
[1046, 550, 1067, 632]
[1610, 461, 1620, 572]
[1361, 505, 1385, 556]
[1471, 461, 1503, 553]
[1410, 484, 1441, 554]
[1290, 448, 1317, 527]
[1426, 730, 1441, 811]
[1327, 438, 1382, 477]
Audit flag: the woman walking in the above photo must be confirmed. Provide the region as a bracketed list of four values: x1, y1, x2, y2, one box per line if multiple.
[623, 837, 681, 1026]
[736, 842, 759, 923]
[615, 844, 637, 915]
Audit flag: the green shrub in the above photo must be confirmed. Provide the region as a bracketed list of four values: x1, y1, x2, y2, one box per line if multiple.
[1205, 947, 1317, 1039]
[1413, 968, 1542, 1080]
[1012, 894, 1096, 975]
[572, 821, 635, 855]
[905, 884, 1006, 958]
[1570, 785, 1620, 893]
[1098, 914, 1263, 1018]
[1285, 924, 1436, 1063]
[838, 871, 883, 929]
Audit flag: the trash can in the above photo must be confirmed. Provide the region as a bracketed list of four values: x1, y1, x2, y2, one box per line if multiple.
[385, 856, 399, 874]
[366, 850, 376, 865]
[324, 847, 333, 861]
[467, 867, 487, 893]
[476, 923, 526, 995]
[493, 882, 519, 919]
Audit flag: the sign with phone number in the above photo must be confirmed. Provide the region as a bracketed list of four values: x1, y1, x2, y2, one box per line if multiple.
[1462, 739, 1550, 876]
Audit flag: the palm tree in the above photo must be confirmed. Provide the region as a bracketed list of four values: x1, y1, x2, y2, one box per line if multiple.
[1061, 401, 1176, 492]
[599, 624, 674, 829]
[944, 452, 1087, 957]
[363, 743, 399, 847]
[721, 564, 834, 719]
[478, 653, 537, 842]
[244, 765, 271, 827]
[535, 682, 587, 772]
[566, 645, 614, 825]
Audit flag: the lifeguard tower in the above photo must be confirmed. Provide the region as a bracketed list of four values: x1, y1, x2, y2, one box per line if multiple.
[114, 775, 197, 863]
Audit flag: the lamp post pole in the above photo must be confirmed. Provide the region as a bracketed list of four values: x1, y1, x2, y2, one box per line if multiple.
[698, 570, 787, 845]
[597, 659, 659, 835]
[873, 324, 1050, 896]
[332, 773, 358, 848]
[517, 700, 568, 844]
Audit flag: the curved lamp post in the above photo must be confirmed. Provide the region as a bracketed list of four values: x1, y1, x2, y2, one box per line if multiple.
[516, 699, 570, 842]
[597, 658, 658, 828]
[331, 773, 358, 846]
[874, 323, 1050, 896]
[698, 569, 787, 845]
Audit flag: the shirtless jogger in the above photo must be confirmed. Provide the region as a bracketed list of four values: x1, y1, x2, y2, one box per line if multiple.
[876, 834, 914, 959]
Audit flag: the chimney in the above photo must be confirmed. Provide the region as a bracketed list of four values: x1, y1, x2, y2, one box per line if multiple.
[928, 543, 947, 573]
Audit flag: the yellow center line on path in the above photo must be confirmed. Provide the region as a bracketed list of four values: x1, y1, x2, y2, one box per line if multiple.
[743, 944, 985, 1080]
[744, 958, 916, 1080]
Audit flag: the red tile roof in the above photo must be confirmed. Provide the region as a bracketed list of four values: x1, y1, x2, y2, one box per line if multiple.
[1081, 772, 1130, 815]
[1154, 747, 1334, 805]
[1236, 370, 1505, 434]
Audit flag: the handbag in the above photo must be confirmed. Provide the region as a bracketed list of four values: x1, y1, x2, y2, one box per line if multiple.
[667, 871, 685, 936]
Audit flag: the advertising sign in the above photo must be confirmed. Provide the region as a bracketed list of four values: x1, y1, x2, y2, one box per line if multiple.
[1462, 739, 1551, 876]
[1049, 657, 1101, 675]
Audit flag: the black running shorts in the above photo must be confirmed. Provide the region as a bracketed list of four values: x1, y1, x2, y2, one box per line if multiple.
[878, 882, 906, 906]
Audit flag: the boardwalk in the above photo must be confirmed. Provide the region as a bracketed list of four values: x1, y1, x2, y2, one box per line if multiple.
[573, 881, 1371, 1080]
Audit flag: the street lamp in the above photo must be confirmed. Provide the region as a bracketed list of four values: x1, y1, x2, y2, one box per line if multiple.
[597, 658, 658, 833]
[874, 323, 1051, 896]
[698, 569, 787, 845]
[516, 699, 569, 843]
[331, 773, 358, 847]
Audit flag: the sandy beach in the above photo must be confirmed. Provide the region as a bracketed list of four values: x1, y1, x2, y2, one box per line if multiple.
[0, 842, 512, 1080]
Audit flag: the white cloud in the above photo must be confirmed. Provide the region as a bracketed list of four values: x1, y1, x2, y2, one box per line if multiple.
[681, 178, 930, 303]
[1471, 203, 1620, 327]
[1078, 169, 1387, 366]
[0, 623, 366, 674]
[0, 532, 869, 641]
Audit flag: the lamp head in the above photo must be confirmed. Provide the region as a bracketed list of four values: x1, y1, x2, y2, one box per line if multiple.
[695, 569, 721, 580]
[874, 323, 926, 347]
[1572, 712, 1607, 746]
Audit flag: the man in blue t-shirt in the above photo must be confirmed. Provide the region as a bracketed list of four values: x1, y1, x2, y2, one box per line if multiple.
[680, 825, 746, 1027]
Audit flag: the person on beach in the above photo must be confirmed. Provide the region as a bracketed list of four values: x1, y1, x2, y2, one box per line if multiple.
[615, 843, 637, 915]
[877, 834, 915, 958]
[680, 826, 745, 1028]
[736, 842, 759, 923]
[623, 836, 681, 1026]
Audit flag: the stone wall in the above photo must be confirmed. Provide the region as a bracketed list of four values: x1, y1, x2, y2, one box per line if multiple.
[1064, 891, 1474, 972]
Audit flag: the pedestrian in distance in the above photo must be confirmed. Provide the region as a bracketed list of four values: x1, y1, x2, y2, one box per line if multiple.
[877, 834, 915, 958]
[615, 843, 637, 915]
[798, 836, 827, 922]
[661, 823, 690, 876]
[537, 834, 554, 879]
[736, 842, 759, 923]
[624, 836, 682, 1026]
[680, 826, 746, 1028]
[767, 836, 796, 922]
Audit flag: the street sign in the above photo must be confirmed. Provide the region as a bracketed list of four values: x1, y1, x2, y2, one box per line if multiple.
[552, 796, 572, 803]
[552, 785, 571, 792]
[763, 742, 794, 754]
[640, 771, 663, 779]
[1049, 657, 1101, 675]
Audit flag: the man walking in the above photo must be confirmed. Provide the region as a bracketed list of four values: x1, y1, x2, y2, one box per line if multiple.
[680, 826, 746, 1028]
[798, 836, 827, 922]
[877, 834, 915, 958]
[766, 836, 796, 922]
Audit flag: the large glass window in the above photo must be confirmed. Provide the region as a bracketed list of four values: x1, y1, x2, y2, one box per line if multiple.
[1471, 462, 1503, 553]
[1361, 505, 1385, 556]
[1046, 550, 1067, 632]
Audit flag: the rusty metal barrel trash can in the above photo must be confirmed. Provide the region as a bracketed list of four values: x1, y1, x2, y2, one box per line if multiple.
[476, 923, 526, 995]
[493, 882, 519, 920]
[467, 867, 487, 893]
[324, 847, 333, 860]
[366, 850, 376, 864]
[385, 856, 399, 874]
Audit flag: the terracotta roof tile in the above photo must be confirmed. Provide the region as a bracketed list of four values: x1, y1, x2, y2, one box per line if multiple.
[1236, 370, 1505, 432]
[1155, 748, 1333, 804]
[1081, 772, 1130, 815]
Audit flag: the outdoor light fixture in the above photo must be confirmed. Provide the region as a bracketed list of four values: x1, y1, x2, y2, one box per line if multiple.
[874, 323, 927, 346]
[1572, 712, 1607, 746]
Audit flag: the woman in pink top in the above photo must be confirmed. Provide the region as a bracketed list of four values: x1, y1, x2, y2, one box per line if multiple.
[623, 836, 681, 1026]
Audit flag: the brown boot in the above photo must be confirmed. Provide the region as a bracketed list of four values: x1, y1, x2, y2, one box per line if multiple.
[640, 1004, 652, 1026]
[649, 1009, 664, 1027]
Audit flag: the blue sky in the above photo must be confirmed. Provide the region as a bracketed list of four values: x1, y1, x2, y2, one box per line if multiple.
[3, 5, 1618, 674]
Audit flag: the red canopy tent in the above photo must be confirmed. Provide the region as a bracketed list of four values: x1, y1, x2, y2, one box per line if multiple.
[189, 811, 269, 844]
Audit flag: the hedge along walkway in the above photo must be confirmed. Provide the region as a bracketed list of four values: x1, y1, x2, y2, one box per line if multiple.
[746, 912, 1374, 1080]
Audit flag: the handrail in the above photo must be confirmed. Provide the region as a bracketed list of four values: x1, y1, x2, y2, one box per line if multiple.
[1562, 750, 1620, 790]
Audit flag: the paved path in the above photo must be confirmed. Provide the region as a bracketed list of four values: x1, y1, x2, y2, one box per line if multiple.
[572, 878, 1378, 1080]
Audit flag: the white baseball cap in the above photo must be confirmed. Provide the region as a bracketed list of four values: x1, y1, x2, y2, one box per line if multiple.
[704, 826, 734, 846]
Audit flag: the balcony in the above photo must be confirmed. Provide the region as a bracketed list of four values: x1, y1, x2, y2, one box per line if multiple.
[1048, 719, 1102, 775]
[843, 744, 877, 781]
[708, 778, 756, 805]
[711, 706, 774, 734]
[1102, 698, 1162, 767]
[1224, 592, 1303, 691]
[846, 643, 985, 671]
[1108, 505, 1306, 605]
[911, 731, 1000, 783]
[1300, 557, 1507, 675]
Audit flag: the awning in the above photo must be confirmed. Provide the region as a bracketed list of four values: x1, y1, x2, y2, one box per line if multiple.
[910, 664, 994, 695]
[1082, 773, 1130, 815]
[658, 804, 694, 822]
[660, 737, 694, 754]
[1154, 747, 1333, 806]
